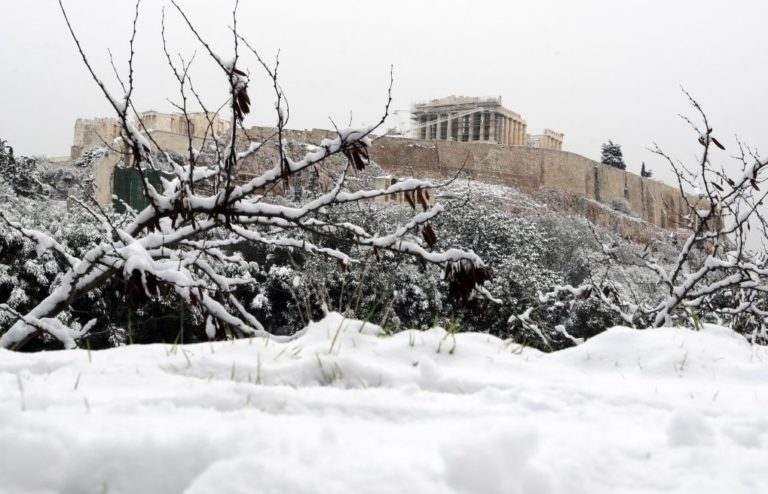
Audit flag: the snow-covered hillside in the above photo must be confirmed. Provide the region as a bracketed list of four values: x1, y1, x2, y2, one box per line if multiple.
[2, 314, 767, 493]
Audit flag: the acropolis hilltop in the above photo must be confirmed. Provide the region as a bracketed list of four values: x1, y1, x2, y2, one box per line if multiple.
[66, 96, 708, 241]
[411, 95, 563, 150]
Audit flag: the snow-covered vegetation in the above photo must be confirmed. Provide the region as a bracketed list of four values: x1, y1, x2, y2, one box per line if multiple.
[0, 139, 45, 198]
[0, 161, 677, 352]
[600, 139, 627, 170]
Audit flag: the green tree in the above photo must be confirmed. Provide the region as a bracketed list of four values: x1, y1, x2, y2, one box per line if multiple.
[600, 140, 626, 170]
[640, 162, 653, 178]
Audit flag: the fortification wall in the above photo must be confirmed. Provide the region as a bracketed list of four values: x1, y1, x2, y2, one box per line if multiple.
[80, 115, 701, 235]
[71, 117, 122, 159]
[144, 131, 207, 156]
[370, 137, 694, 232]
[93, 152, 122, 206]
[246, 126, 337, 144]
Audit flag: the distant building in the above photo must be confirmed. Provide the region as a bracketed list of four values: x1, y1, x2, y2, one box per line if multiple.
[71, 111, 230, 206]
[71, 117, 122, 159]
[134, 111, 229, 145]
[70, 111, 229, 160]
[527, 129, 565, 151]
[410, 95, 563, 150]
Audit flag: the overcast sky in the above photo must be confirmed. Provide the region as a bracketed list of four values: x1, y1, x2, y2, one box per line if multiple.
[1, 0, 766, 187]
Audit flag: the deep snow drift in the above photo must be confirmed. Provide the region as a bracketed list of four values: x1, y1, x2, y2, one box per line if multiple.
[2, 314, 768, 493]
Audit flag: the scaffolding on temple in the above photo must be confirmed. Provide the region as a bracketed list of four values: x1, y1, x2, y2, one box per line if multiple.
[409, 95, 563, 150]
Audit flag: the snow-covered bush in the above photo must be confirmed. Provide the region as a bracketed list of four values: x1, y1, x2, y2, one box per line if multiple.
[234, 196, 648, 347]
[0, 197, 98, 348]
[0, 139, 44, 197]
[608, 197, 635, 217]
[228, 200, 446, 335]
[532, 213, 601, 286]
[72, 146, 106, 167]
[39, 165, 95, 200]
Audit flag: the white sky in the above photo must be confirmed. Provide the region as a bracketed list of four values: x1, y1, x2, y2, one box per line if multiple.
[1, 0, 766, 186]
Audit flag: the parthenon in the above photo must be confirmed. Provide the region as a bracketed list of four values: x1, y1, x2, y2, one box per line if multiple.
[411, 95, 563, 151]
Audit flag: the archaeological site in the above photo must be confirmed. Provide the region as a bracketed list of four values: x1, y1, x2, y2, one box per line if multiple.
[65, 95, 707, 243]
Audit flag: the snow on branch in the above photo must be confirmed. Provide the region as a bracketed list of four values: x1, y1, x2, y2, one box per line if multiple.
[515, 92, 768, 341]
[0, 3, 491, 350]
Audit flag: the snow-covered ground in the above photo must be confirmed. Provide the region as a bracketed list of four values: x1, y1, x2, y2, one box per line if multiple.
[2, 314, 768, 494]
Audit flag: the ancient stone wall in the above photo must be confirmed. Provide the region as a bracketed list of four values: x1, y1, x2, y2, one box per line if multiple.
[71, 118, 122, 159]
[135, 111, 229, 139]
[93, 151, 122, 206]
[77, 113, 702, 234]
[369, 137, 695, 231]
[245, 126, 337, 144]
[73, 112, 229, 160]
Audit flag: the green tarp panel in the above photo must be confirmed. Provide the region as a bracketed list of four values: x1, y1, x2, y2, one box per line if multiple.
[113, 167, 175, 213]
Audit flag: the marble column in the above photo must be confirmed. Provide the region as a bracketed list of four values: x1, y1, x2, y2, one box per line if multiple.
[500, 117, 506, 144]
[512, 119, 519, 145]
[489, 113, 496, 143]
